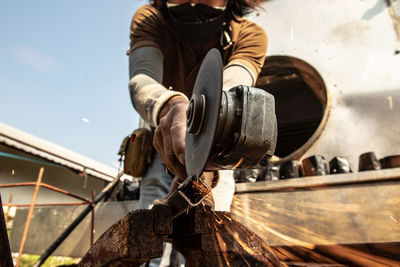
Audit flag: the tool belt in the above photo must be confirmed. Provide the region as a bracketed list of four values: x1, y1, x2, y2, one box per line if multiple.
[118, 128, 154, 177]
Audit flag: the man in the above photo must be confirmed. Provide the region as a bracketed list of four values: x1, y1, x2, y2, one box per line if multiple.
[129, 0, 266, 264]
[129, 0, 267, 202]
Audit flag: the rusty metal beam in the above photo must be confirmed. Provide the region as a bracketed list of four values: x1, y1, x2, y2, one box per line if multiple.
[0, 182, 91, 203]
[5, 202, 88, 208]
[90, 189, 96, 247]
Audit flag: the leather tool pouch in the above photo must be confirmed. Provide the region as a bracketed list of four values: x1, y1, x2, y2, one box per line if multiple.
[118, 128, 154, 177]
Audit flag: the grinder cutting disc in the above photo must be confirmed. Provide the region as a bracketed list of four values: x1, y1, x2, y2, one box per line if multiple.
[185, 48, 222, 177]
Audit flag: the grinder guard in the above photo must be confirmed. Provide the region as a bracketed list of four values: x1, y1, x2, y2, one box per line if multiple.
[185, 48, 277, 175]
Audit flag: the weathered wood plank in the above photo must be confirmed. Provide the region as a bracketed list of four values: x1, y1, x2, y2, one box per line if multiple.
[232, 169, 400, 246]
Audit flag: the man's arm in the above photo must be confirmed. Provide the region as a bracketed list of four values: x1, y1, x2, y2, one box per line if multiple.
[129, 46, 189, 179]
[223, 62, 255, 90]
[129, 46, 188, 127]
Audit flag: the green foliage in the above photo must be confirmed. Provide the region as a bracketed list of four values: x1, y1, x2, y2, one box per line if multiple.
[16, 254, 80, 267]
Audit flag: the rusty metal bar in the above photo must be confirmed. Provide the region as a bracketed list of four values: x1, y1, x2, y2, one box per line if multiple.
[33, 170, 123, 267]
[40, 183, 91, 203]
[0, 182, 91, 203]
[16, 167, 44, 267]
[4, 202, 88, 208]
[90, 189, 96, 246]
[0, 182, 41, 188]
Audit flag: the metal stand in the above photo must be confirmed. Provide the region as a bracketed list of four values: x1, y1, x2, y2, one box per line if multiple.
[33, 171, 123, 267]
[79, 205, 282, 267]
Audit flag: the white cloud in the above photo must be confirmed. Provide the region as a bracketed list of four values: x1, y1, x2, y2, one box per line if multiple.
[13, 44, 59, 76]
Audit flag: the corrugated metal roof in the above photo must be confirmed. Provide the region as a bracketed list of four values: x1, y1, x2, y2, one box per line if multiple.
[0, 122, 120, 181]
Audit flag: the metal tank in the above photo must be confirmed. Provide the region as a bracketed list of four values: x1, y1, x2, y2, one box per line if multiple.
[231, 1, 400, 265]
[252, 0, 400, 165]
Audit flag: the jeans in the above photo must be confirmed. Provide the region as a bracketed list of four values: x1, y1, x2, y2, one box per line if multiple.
[139, 153, 172, 210]
[139, 153, 178, 267]
[139, 153, 235, 266]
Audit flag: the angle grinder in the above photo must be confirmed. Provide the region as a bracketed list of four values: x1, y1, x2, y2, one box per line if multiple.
[167, 48, 277, 217]
[185, 48, 277, 177]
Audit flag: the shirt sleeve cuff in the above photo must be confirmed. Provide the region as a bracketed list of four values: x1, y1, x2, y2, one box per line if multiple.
[152, 90, 189, 126]
[224, 60, 257, 86]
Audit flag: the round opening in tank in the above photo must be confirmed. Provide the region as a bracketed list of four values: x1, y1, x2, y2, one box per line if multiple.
[256, 55, 329, 160]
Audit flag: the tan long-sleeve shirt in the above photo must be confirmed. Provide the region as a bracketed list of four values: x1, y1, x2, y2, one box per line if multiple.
[129, 4, 268, 126]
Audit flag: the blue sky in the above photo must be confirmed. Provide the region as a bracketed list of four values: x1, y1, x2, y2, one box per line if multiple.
[0, 1, 147, 168]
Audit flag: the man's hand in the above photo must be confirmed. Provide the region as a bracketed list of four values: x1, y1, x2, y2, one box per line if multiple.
[153, 95, 189, 180]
